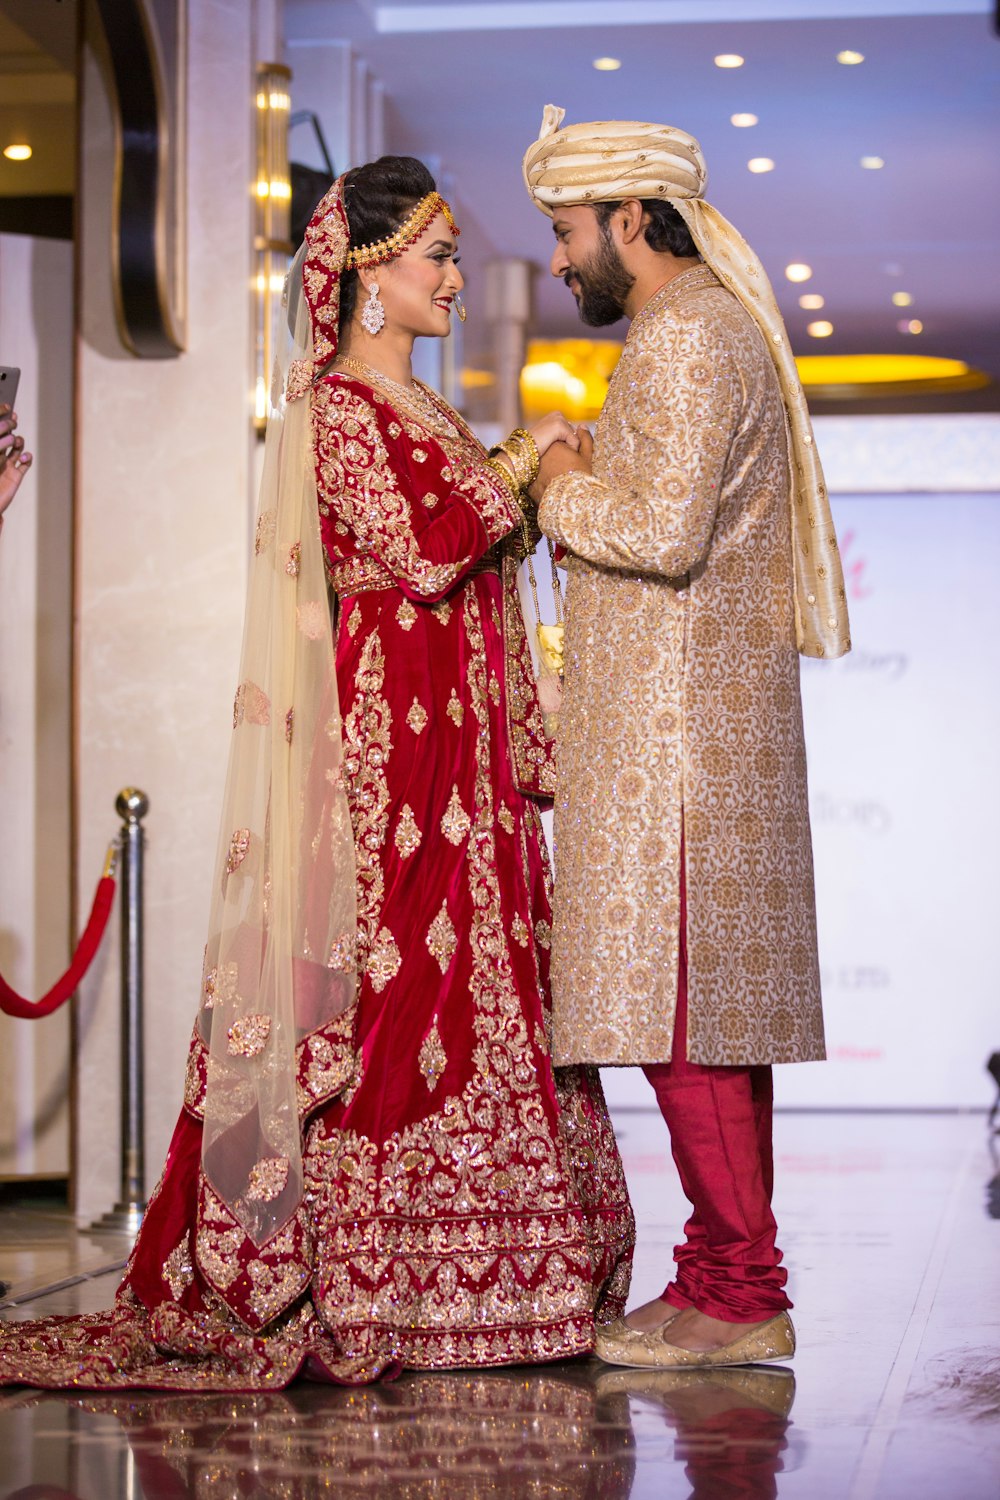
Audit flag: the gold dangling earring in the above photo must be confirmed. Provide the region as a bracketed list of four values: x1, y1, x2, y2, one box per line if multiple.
[454, 293, 467, 323]
[361, 280, 385, 336]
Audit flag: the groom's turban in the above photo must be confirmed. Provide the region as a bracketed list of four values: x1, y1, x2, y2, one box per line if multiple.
[523, 107, 706, 211]
[521, 105, 850, 663]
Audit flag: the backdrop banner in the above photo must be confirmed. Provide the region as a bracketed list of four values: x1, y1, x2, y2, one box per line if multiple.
[600, 490, 1000, 1111]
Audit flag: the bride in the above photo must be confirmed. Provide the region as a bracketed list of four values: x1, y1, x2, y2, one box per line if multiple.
[0, 156, 634, 1390]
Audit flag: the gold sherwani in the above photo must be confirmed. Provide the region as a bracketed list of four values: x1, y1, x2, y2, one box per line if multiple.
[539, 265, 825, 1068]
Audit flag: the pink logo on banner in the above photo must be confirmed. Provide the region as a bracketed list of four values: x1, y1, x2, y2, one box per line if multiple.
[839, 529, 871, 600]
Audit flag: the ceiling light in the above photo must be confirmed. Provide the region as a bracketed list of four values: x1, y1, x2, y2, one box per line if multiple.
[898, 319, 923, 335]
[592, 57, 621, 71]
[837, 50, 864, 65]
[3, 144, 32, 162]
[891, 291, 913, 307]
[747, 158, 774, 174]
[796, 354, 989, 399]
[715, 54, 744, 68]
[807, 321, 834, 338]
[730, 113, 758, 127]
[860, 156, 884, 170]
[785, 263, 813, 282]
[799, 293, 825, 310]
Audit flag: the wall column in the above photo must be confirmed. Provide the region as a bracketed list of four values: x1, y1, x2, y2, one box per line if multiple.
[484, 259, 533, 437]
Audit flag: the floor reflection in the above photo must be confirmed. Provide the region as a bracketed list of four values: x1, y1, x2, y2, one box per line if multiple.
[597, 1366, 796, 1500]
[0, 1359, 798, 1499]
[985, 1136, 1000, 1221]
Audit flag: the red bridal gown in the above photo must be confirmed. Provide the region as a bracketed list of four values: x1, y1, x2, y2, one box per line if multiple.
[0, 372, 634, 1391]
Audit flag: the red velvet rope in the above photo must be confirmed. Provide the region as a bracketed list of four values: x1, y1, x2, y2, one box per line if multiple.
[0, 875, 117, 1019]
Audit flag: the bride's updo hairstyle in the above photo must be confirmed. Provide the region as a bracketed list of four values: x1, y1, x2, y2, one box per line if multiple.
[338, 155, 437, 339]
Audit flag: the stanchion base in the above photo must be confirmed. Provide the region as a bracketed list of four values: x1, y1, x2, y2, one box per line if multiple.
[89, 1202, 145, 1237]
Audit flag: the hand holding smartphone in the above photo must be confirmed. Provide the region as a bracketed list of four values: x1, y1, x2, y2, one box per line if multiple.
[0, 366, 21, 439]
[0, 369, 32, 518]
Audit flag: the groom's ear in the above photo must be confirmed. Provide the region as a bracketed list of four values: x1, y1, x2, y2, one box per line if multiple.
[615, 199, 648, 246]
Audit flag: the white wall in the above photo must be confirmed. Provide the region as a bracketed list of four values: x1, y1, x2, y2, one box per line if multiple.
[72, 0, 283, 1220]
[0, 233, 73, 1178]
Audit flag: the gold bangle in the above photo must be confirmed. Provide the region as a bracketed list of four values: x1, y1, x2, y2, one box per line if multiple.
[494, 433, 538, 494]
[508, 428, 540, 487]
[486, 455, 521, 507]
[496, 441, 531, 493]
[488, 444, 526, 494]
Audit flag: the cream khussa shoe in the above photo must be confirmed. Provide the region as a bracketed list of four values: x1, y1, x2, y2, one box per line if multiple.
[596, 1309, 679, 1344]
[596, 1311, 795, 1369]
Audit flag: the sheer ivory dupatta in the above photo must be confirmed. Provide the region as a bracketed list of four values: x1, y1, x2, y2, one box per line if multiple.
[198, 187, 357, 1248]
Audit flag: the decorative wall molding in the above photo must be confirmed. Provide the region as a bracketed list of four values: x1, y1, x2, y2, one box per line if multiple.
[93, 0, 186, 357]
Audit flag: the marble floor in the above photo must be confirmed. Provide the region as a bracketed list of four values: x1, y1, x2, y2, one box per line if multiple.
[0, 1110, 997, 1499]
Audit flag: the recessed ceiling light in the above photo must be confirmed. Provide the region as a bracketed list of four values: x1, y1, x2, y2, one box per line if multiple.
[747, 157, 774, 174]
[860, 156, 884, 170]
[715, 54, 744, 69]
[731, 113, 758, 127]
[891, 291, 913, 307]
[592, 57, 622, 71]
[837, 50, 865, 65]
[898, 319, 923, 335]
[807, 321, 834, 338]
[3, 144, 32, 162]
[799, 293, 825, 310]
[785, 263, 813, 282]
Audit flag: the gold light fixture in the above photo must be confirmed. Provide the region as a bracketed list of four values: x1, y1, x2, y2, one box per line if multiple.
[807, 320, 834, 338]
[730, 113, 758, 127]
[3, 143, 32, 161]
[520, 340, 624, 423]
[837, 50, 865, 65]
[593, 57, 622, 71]
[785, 263, 813, 282]
[799, 293, 825, 310]
[715, 54, 745, 68]
[253, 62, 293, 433]
[747, 157, 774, 174]
[891, 291, 914, 307]
[796, 353, 990, 399]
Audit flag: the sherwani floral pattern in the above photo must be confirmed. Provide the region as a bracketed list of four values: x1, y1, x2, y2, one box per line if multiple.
[539, 265, 825, 1069]
[0, 372, 634, 1392]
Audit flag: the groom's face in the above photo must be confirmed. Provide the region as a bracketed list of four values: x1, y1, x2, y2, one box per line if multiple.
[550, 204, 634, 327]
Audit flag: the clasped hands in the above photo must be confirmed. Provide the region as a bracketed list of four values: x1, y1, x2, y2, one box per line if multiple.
[526, 411, 593, 506]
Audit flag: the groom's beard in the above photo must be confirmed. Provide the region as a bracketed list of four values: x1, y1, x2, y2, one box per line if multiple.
[566, 225, 635, 327]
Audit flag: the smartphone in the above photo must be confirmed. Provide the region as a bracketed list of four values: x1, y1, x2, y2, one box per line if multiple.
[0, 365, 20, 420]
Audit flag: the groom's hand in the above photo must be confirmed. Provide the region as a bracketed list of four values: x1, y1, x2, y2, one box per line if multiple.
[529, 427, 593, 502]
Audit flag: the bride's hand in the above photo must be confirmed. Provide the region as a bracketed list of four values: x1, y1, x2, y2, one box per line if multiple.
[528, 412, 581, 456]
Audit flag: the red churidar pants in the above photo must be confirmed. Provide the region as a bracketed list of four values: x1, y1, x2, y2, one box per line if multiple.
[642, 852, 792, 1323]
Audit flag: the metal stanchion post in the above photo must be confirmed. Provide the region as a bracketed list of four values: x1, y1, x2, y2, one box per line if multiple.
[91, 788, 149, 1235]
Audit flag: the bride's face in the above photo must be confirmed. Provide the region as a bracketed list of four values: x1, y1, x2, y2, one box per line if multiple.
[365, 212, 464, 340]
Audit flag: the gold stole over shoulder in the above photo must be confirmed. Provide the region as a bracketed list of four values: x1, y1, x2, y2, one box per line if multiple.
[671, 198, 850, 659]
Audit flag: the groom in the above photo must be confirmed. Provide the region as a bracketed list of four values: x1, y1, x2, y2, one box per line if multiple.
[522, 108, 849, 1368]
